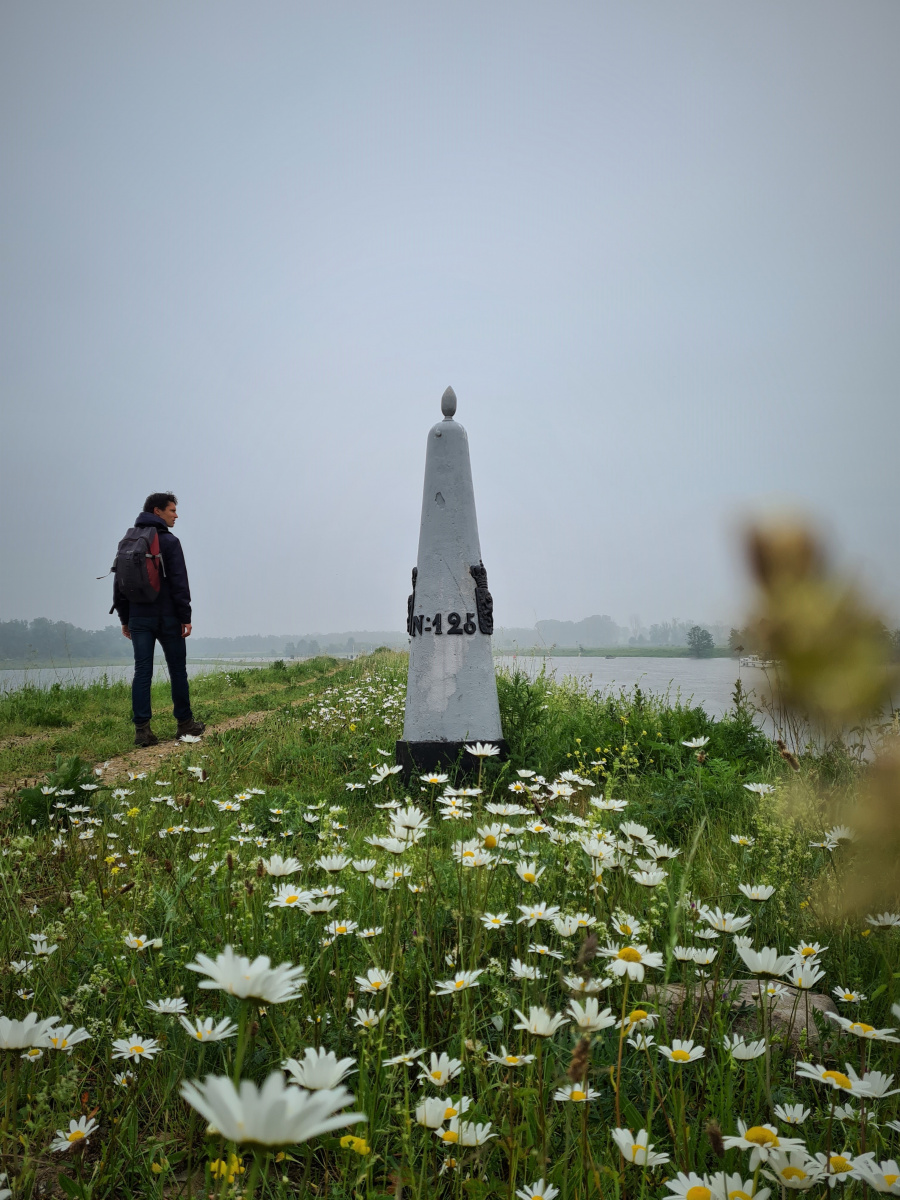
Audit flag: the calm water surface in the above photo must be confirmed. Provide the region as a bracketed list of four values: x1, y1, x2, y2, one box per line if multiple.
[0, 660, 273, 693]
[496, 655, 767, 719]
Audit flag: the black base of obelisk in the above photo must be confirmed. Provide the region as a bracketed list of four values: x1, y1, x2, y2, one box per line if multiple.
[395, 739, 508, 783]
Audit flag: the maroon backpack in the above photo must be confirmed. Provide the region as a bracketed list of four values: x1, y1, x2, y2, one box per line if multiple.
[104, 526, 165, 609]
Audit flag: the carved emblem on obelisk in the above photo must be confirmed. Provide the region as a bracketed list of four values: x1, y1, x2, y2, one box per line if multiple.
[469, 561, 494, 636]
[406, 567, 418, 636]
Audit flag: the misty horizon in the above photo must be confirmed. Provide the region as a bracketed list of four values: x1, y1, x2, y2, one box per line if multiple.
[0, 611, 806, 666]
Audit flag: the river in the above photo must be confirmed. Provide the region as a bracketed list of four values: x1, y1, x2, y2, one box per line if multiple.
[495, 655, 768, 719]
[0, 660, 274, 693]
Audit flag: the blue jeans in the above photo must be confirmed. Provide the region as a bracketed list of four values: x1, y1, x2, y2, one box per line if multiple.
[129, 614, 193, 726]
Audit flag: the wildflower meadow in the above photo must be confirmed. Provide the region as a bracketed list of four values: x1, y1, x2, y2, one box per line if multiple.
[1, 652, 898, 1198]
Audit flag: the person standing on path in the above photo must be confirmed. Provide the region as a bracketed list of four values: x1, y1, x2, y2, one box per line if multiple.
[112, 492, 206, 747]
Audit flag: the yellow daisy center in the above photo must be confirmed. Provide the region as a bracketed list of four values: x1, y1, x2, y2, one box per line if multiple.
[619, 924, 633, 935]
[617, 946, 642, 962]
[336, 925, 347, 934]
[441, 1130, 459, 1143]
[571, 1089, 586, 1101]
[444, 1106, 458, 1118]
[686, 1188, 711, 1200]
[523, 872, 536, 883]
[68, 1130, 85, 1142]
[744, 1126, 778, 1147]
[628, 1009, 649, 1025]
[671, 1049, 692, 1062]
[131, 1045, 144, 1054]
[195, 1032, 204, 1039]
[484, 836, 497, 848]
[462, 850, 475, 858]
[729, 1191, 753, 1200]
[285, 895, 299, 904]
[849, 1022, 874, 1035]
[430, 1070, 442, 1080]
[823, 1070, 852, 1089]
[371, 980, 383, 989]
[781, 1167, 807, 1181]
[884, 1176, 899, 1187]
[505, 1056, 519, 1064]
[830, 1156, 851, 1173]
[800, 947, 815, 957]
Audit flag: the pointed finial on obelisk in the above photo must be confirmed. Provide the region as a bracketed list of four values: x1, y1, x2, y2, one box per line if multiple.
[441, 386, 457, 420]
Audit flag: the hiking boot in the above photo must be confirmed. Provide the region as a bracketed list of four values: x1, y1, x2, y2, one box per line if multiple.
[134, 722, 159, 747]
[176, 717, 206, 738]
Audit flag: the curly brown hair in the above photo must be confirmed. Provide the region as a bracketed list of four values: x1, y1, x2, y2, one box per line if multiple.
[142, 492, 178, 513]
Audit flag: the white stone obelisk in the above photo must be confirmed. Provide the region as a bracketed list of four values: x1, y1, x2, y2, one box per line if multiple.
[396, 387, 505, 775]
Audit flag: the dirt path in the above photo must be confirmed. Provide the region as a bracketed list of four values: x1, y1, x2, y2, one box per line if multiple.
[0, 668, 347, 798]
[88, 701, 313, 783]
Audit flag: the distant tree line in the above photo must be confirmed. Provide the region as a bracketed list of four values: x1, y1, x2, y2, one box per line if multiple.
[530, 616, 731, 649]
[0, 619, 131, 665]
[283, 639, 323, 658]
[0, 620, 405, 665]
[535, 615, 626, 647]
[7, 616, 894, 668]
[626, 619, 730, 648]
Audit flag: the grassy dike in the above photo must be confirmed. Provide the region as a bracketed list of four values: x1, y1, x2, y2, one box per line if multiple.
[0, 652, 895, 1199]
[0, 657, 356, 786]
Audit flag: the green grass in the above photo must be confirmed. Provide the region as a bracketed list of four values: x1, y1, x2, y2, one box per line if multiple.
[0, 655, 896, 1199]
[0, 657, 352, 783]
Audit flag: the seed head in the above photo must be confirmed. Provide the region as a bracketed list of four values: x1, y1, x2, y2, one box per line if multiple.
[705, 1119, 725, 1159]
[776, 740, 800, 771]
[567, 1036, 591, 1083]
[576, 933, 598, 972]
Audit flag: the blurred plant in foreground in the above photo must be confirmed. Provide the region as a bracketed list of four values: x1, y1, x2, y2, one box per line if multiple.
[745, 517, 899, 915]
[745, 519, 896, 727]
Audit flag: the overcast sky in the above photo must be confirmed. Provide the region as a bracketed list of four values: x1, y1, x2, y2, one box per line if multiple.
[2, 2, 898, 638]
